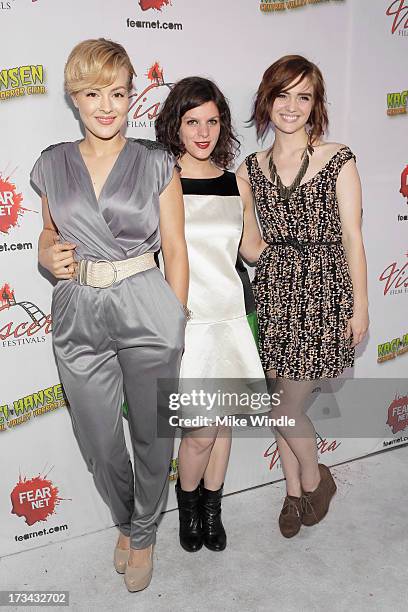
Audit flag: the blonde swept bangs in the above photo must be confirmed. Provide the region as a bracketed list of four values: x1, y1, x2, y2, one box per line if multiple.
[64, 38, 136, 95]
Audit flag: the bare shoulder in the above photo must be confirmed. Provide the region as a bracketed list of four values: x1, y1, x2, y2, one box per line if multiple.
[236, 174, 252, 196]
[236, 160, 250, 182]
[313, 141, 348, 161]
[255, 148, 270, 164]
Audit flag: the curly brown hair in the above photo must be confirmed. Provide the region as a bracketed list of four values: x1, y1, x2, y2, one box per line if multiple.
[155, 76, 240, 169]
[250, 55, 328, 146]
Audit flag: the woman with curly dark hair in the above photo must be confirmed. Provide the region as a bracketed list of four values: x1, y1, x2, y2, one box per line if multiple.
[156, 77, 266, 554]
[238, 55, 368, 538]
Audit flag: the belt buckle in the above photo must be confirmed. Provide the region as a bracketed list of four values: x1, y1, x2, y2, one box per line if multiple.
[95, 259, 118, 288]
[73, 259, 87, 285]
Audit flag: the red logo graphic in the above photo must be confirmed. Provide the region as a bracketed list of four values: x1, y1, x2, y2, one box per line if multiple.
[11, 473, 64, 526]
[0, 283, 52, 345]
[386, 394, 408, 434]
[139, 0, 171, 10]
[400, 165, 408, 199]
[264, 434, 341, 471]
[386, 0, 408, 34]
[0, 173, 28, 235]
[379, 255, 408, 295]
[128, 62, 173, 127]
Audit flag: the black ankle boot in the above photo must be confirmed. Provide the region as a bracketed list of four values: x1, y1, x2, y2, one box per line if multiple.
[175, 480, 203, 552]
[200, 484, 227, 551]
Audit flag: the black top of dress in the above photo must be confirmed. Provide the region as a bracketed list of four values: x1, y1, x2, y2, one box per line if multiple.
[181, 170, 240, 196]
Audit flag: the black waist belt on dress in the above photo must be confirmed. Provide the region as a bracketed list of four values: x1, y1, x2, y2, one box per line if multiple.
[269, 238, 342, 256]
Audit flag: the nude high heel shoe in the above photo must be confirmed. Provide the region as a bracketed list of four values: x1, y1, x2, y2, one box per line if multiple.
[124, 545, 154, 592]
[113, 545, 130, 574]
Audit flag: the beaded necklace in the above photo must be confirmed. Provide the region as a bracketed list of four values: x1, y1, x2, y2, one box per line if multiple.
[268, 144, 313, 201]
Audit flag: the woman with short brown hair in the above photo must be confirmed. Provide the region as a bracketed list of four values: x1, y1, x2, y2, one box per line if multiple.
[238, 55, 369, 537]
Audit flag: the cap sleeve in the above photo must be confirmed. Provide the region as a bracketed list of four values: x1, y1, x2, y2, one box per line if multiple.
[331, 146, 356, 177]
[156, 149, 177, 195]
[30, 153, 46, 195]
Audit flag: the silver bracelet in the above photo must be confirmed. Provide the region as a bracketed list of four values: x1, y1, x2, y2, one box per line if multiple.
[183, 305, 193, 321]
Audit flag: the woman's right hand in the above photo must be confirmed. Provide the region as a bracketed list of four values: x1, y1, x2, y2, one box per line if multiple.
[39, 240, 77, 279]
[38, 195, 77, 279]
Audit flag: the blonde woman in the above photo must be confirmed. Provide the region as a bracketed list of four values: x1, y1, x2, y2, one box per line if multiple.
[30, 38, 188, 592]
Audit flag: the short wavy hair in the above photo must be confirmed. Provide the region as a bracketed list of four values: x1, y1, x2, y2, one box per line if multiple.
[64, 38, 136, 95]
[155, 76, 240, 169]
[250, 55, 329, 146]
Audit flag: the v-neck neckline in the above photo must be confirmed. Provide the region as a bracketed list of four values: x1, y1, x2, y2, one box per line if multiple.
[75, 138, 129, 205]
[253, 147, 347, 195]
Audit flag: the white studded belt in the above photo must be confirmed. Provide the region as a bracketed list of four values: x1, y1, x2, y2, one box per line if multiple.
[73, 252, 156, 288]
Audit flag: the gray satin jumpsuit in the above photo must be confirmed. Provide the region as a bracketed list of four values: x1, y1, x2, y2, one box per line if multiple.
[31, 138, 185, 548]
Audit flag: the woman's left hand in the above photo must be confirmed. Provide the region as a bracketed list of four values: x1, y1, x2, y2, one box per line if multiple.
[345, 308, 369, 347]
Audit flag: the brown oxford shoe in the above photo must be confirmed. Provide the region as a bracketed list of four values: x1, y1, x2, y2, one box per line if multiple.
[301, 463, 337, 526]
[278, 495, 303, 538]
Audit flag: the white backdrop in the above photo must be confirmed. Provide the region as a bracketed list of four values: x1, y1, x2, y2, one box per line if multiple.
[1, 0, 407, 555]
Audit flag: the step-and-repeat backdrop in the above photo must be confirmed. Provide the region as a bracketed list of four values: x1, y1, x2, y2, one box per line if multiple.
[1, 0, 407, 555]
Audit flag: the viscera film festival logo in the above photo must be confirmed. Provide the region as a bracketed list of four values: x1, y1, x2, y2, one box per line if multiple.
[1, 0, 39, 7]
[386, 0, 408, 36]
[127, 62, 173, 129]
[0, 283, 52, 348]
[378, 253, 408, 297]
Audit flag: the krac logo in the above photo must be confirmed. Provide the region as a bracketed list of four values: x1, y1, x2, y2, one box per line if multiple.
[378, 332, 408, 363]
[127, 62, 173, 129]
[387, 90, 407, 115]
[386, 0, 408, 36]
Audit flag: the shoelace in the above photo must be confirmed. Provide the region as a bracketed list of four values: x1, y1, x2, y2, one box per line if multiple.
[282, 497, 301, 517]
[301, 494, 319, 522]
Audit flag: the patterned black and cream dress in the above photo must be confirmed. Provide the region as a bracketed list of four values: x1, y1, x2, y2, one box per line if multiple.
[245, 146, 355, 380]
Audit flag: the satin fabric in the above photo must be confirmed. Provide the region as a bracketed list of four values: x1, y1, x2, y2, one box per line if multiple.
[30, 139, 185, 548]
[31, 139, 175, 262]
[179, 182, 266, 417]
